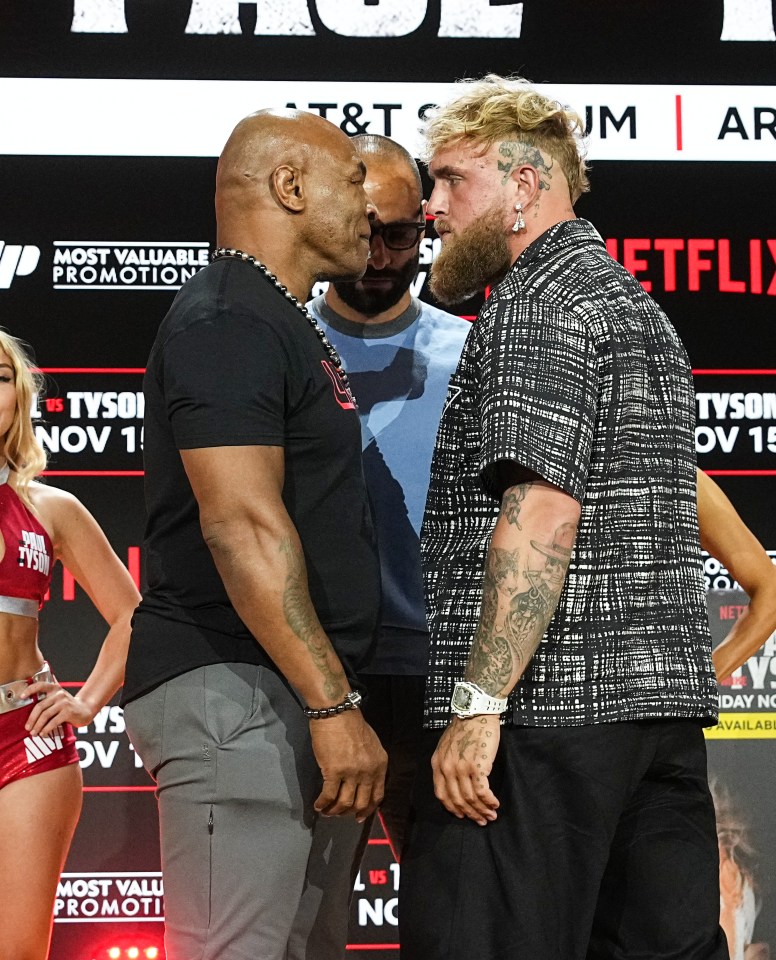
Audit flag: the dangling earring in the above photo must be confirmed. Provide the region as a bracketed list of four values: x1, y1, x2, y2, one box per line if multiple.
[512, 202, 526, 233]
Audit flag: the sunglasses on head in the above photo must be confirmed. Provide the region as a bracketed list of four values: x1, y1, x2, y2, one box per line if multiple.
[370, 220, 426, 250]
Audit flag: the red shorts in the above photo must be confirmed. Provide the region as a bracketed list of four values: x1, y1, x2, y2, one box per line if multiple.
[0, 700, 79, 789]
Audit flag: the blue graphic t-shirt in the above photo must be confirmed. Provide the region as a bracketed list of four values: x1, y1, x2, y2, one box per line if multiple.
[309, 295, 471, 674]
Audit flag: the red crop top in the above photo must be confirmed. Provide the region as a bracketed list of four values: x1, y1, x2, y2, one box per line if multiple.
[0, 480, 53, 619]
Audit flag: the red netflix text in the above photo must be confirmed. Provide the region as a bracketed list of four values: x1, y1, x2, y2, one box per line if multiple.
[606, 237, 776, 295]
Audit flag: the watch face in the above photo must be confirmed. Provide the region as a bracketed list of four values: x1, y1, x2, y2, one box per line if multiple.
[452, 686, 473, 710]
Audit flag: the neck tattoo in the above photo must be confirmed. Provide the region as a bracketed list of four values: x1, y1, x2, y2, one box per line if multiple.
[211, 248, 357, 407]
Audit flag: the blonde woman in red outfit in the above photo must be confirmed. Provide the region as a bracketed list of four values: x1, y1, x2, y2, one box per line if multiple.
[0, 330, 140, 960]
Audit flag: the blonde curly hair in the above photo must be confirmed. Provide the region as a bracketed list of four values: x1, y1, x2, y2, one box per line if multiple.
[0, 330, 46, 506]
[423, 74, 590, 202]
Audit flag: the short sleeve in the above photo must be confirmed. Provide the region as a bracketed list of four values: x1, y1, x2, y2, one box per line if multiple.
[478, 298, 597, 502]
[162, 311, 289, 450]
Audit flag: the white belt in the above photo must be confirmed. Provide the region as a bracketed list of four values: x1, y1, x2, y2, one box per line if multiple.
[0, 595, 39, 619]
[0, 663, 54, 714]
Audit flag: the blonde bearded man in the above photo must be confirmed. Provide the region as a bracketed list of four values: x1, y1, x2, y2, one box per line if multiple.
[400, 76, 731, 960]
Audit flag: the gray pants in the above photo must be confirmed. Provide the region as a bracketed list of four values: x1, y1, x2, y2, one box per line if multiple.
[124, 663, 361, 960]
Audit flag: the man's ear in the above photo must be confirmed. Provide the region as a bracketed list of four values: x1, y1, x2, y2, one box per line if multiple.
[271, 164, 305, 213]
[512, 163, 542, 208]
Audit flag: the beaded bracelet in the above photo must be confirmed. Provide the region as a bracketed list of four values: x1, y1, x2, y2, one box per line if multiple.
[303, 690, 362, 720]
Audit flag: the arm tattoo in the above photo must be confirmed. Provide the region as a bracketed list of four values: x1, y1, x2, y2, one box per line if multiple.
[465, 548, 516, 693]
[465, 518, 576, 698]
[279, 537, 344, 700]
[497, 141, 554, 190]
[501, 482, 533, 528]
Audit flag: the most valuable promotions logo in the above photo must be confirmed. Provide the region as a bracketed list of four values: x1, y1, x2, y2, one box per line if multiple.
[25, 728, 65, 766]
[52, 241, 210, 291]
[56, 873, 164, 922]
[0, 241, 40, 289]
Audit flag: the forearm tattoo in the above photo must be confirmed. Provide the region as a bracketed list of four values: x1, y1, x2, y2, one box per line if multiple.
[279, 537, 344, 700]
[498, 141, 554, 190]
[465, 485, 576, 698]
[466, 558, 513, 693]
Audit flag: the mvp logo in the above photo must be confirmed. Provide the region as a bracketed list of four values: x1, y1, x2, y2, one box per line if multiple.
[0, 242, 40, 289]
[24, 728, 64, 765]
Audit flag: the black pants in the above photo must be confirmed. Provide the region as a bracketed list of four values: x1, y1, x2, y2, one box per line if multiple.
[360, 673, 426, 861]
[401, 719, 729, 960]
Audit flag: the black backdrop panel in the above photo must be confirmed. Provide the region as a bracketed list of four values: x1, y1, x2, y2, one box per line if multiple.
[1, 1, 775, 83]
[2, 146, 775, 959]
[4, 156, 776, 369]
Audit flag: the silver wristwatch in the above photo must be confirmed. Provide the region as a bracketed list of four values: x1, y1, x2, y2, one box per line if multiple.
[450, 681, 508, 718]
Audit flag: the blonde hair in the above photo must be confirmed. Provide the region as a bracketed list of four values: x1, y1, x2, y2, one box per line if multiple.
[0, 330, 46, 506]
[424, 74, 590, 202]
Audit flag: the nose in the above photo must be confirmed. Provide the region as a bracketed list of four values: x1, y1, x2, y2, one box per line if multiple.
[368, 232, 389, 270]
[427, 182, 446, 219]
[366, 197, 379, 221]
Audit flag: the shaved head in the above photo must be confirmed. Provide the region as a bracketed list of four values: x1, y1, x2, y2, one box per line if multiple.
[214, 108, 375, 292]
[216, 108, 362, 222]
[351, 133, 423, 202]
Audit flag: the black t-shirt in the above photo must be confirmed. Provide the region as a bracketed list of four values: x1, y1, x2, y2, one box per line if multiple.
[122, 258, 380, 704]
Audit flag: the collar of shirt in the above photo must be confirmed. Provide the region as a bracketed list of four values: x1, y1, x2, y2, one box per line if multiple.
[310, 295, 422, 340]
[492, 218, 606, 300]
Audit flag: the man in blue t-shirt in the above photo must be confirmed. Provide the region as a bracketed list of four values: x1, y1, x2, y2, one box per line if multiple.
[308, 134, 471, 859]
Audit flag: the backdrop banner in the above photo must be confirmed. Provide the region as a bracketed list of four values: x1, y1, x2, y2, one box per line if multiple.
[1, 3, 775, 957]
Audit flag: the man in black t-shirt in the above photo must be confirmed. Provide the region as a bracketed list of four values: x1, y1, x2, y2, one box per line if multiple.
[122, 109, 386, 960]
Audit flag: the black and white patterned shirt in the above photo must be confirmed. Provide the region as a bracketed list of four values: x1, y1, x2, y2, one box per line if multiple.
[422, 219, 717, 728]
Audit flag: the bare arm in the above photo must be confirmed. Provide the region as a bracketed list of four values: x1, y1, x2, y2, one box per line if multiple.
[179, 444, 385, 820]
[432, 478, 581, 824]
[697, 469, 776, 681]
[26, 486, 141, 735]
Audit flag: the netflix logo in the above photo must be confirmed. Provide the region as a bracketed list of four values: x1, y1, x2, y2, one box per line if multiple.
[607, 237, 776, 296]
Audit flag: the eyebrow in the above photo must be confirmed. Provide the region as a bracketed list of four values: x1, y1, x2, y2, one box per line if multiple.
[428, 164, 461, 181]
[357, 159, 367, 178]
[0, 364, 13, 373]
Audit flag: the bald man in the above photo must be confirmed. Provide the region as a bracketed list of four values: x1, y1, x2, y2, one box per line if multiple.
[122, 110, 387, 960]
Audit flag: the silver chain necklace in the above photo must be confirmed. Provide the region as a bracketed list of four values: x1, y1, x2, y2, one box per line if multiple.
[211, 248, 356, 407]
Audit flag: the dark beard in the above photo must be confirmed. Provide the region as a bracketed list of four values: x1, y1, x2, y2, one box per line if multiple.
[333, 249, 420, 317]
[429, 207, 512, 305]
